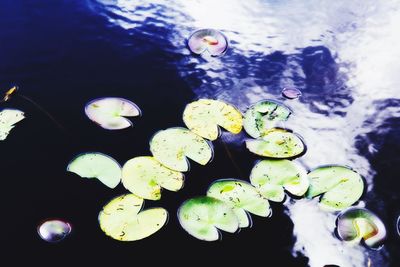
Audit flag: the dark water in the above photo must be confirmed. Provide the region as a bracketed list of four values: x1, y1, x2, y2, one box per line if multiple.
[1, 0, 399, 266]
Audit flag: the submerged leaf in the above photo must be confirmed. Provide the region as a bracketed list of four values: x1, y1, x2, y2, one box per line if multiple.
[0, 109, 24, 140]
[178, 196, 239, 241]
[307, 165, 364, 210]
[187, 29, 228, 57]
[244, 100, 291, 138]
[67, 152, 121, 188]
[183, 99, 243, 140]
[207, 179, 270, 227]
[98, 194, 168, 241]
[336, 207, 386, 249]
[122, 156, 184, 200]
[245, 129, 306, 159]
[250, 159, 309, 202]
[150, 127, 213, 172]
[85, 97, 140, 130]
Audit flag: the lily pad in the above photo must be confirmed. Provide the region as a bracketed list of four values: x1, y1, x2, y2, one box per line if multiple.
[178, 196, 239, 241]
[187, 29, 228, 57]
[250, 159, 309, 202]
[150, 127, 213, 172]
[98, 194, 168, 241]
[336, 207, 386, 249]
[244, 100, 291, 138]
[183, 99, 243, 140]
[207, 179, 270, 228]
[85, 97, 141, 130]
[245, 129, 306, 159]
[306, 165, 364, 210]
[0, 109, 25, 140]
[122, 156, 184, 200]
[67, 152, 121, 188]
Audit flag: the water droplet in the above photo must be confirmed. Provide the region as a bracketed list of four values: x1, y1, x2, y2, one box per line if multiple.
[336, 207, 386, 249]
[187, 29, 228, 57]
[37, 219, 71, 243]
[282, 87, 302, 99]
[397, 215, 400, 236]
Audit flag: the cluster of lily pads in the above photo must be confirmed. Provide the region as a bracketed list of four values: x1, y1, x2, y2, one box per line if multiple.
[178, 99, 387, 249]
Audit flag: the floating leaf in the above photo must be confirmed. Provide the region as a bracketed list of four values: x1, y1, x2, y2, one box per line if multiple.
[187, 29, 228, 57]
[207, 179, 270, 227]
[85, 97, 140, 130]
[183, 99, 243, 140]
[122, 156, 184, 200]
[0, 109, 24, 140]
[150, 127, 213, 172]
[243, 100, 291, 138]
[67, 152, 121, 188]
[178, 196, 239, 241]
[250, 159, 309, 202]
[245, 129, 306, 159]
[98, 194, 168, 241]
[37, 219, 71, 243]
[306, 165, 364, 210]
[336, 207, 386, 249]
[282, 87, 302, 99]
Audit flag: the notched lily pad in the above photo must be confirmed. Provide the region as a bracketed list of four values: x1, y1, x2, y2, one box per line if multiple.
[0, 109, 25, 140]
[122, 156, 184, 200]
[99, 194, 168, 241]
[336, 207, 386, 249]
[244, 100, 291, 138]
[183, 99, 243, 140]
[245, 129, 306, 159]
[67, 152, 122, 188]
[85, 97, 141, 130]
[150, 127, 213, 172]
[306, 165, 364, 210]
[207, 179, 270, 228]
[250, 159, 309, 202]
[187, 29, 228, 57]
[178, 196, 239, 241]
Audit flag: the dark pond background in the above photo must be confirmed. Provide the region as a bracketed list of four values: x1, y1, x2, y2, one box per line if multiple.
[1, 0, 399, 266]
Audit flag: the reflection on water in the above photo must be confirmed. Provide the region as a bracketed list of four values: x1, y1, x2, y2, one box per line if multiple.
[90, 0, 400, 266]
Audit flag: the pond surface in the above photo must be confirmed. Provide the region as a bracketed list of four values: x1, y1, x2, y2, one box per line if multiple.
[1, 0, 399, 266]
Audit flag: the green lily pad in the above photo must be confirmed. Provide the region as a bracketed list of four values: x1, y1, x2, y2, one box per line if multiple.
[245, 129, 306, 159]
[244, 100, 291, 138]
[207, 179, 270, 227]
[98, 194, 168, 241]
[250, 159, 309, 202]
[67, 152, 121, 188]
[183, 99, 243, 140]
[178, 196, 239, 241]
[0, 109, 25, 140]
[122, 156, 184, 200]
[306, 165, 364, 210]
[85, 97, 141, 130]
[150, 127, 213, 172]
[336, 207, 386, 249]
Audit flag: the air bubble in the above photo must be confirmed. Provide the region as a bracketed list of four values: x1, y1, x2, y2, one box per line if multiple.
[37, 219, 71, 243]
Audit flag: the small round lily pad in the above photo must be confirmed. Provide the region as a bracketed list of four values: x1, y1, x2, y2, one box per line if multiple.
[67, 152, 122, 188]
[0, 109, 25, 141]
[150, 127, 213, 172]
[306, 165, 364, 210]
[187, 29, 228, 57]
[183, 99, 243, 140]
[178, 196, 239, 241]
[207, 179, 270, 228]
[250, 159, 309, 202]
[244, 100, 291, 138]
[245, 129, 306, 159]
[98, 194, 168, 241]
[85, 97, 141, 130]
[336, 207, 386, 249]
[122, 156, 184, 200]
